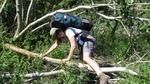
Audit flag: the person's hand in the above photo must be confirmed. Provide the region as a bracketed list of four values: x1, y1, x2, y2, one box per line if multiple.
[62, 58, 70, 63]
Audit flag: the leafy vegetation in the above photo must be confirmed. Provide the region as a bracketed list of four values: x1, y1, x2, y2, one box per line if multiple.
[0, 0, 150, 84]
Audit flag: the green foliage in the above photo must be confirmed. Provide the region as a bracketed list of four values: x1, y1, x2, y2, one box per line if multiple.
[0, 0, 150, 83]
[56, 65, 89, 84]
[117, 63, 150, 84]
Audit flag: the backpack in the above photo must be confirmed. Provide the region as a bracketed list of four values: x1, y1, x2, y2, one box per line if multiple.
[50, 12, 93, 31]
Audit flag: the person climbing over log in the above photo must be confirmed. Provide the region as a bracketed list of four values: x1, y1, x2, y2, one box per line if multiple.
[41, 12, 110, 84]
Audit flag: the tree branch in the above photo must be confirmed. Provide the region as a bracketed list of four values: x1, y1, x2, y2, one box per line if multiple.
[1, 70, 65, 78]
[116, 19, 131, 37]
[130, 16, 150, 23]
[14, 0, 23, 39]
[126, 51, 150, 67]
[0, 0, 7, 14]
[129, 3, 150, 6]
[31, 22, 49, 32]
[25, 0, 33, 25]
[96, 12, 122, 20]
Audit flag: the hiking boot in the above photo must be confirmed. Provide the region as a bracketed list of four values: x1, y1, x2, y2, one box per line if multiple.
[99, 73, 110, 84]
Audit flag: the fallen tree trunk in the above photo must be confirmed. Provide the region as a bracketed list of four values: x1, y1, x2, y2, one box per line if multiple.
[4, 43, 138, 75]
[1, 70, 65, 78]
[4, 43, 62, 64]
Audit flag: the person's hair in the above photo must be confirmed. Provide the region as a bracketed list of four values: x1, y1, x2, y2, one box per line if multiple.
[53, 30, 64, 42]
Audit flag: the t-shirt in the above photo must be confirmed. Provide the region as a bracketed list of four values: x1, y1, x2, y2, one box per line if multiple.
[65, 27, 82, 39]
[65, 27, 95, 46]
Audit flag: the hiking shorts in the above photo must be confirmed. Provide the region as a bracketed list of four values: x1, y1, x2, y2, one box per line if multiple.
[82, 41, 94, 56]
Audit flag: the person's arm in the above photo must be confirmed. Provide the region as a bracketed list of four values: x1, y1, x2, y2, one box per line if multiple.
[41, 40, 59, 56]
[62, 36, 76, 62]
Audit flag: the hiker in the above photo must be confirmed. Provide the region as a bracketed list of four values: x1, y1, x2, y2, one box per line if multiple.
[41, 27, 110, 84]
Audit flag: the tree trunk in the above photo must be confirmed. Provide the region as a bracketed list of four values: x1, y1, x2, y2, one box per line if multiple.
[14, 0, 23, 38]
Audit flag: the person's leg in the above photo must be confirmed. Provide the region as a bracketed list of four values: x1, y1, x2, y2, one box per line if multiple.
[82, 41, 110, 84]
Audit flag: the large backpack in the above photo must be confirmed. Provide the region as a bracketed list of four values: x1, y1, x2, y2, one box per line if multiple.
[50, 12, 93, 31]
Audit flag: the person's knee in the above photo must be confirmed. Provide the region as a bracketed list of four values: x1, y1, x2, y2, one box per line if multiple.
[83, 56, 90, 62]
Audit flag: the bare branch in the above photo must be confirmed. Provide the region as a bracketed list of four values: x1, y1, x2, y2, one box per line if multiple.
[131, 16, 150, 23]
[137, 61, 150, 63]
[14, 0, 23, 38]
[25, 0, 33, 25]
[117, 19, 131, 37]
[0, 0, 7, 13]
[31, 22, 49, 32]
[96, 12, 122, 20]
[1, 70, 65, 78]
[129, 3, 150, 6]
[78, 63, 138, 75]
[126, 51, 150, 67]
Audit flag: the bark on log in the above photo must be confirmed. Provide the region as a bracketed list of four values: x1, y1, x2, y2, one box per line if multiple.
[4, 43, 138, 75]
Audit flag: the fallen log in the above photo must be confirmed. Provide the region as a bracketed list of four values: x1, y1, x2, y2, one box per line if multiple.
[4, 43, 62, 64]
[1, 70, 65, 78]
[4, 43, 138, 75]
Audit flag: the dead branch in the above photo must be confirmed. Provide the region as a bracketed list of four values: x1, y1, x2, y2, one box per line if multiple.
[4, 43, 138, 75]
[129, 3, 150, 6]
[24, 78, 35, 83]
[96, 12, 122, 20]
[132, 17, 150, 23]
[14, 0, 23, 38]
[0, 0, 7, 13]
[4, 43, 62, 64]
[31, 22, 49, 32]
[1, 70, 65, 78]
[117, 19, 131, 37]
[78, 63, 138, 75]
[126, 51, 150, 67]
[25, 0, 33, 25]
